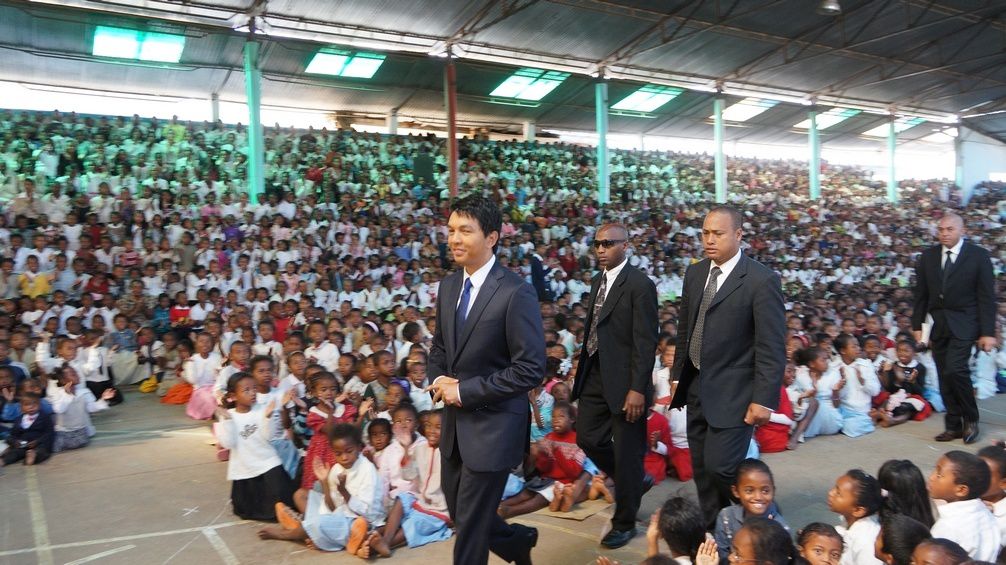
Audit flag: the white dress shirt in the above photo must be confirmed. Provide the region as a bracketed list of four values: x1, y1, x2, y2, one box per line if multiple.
[599, 257, 628, 306]
[705, 249, 742, 289]
[456, 254, 496, 319]
[942, 238, 963, 268]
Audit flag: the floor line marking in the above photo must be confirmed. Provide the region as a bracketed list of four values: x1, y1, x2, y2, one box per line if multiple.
[202, 527, 241, 565]
[26, 466, 54, 565]
[0, 520, 249, 557]
[63, 545, 136, 565]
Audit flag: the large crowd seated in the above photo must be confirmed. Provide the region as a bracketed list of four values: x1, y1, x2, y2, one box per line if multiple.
[4, 108, 1006, 561]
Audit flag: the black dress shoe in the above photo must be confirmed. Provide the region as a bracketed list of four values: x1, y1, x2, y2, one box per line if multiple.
[512, 524, 537, 565]
[964, 423, 980, 445]
[600, 527, 637, 549]
[934, 430, 963, 442]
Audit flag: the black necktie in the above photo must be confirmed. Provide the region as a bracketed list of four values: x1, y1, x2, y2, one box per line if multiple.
[586, 274, 608, 357]
[942, 250, 953, 286]
[455, 278, 472, 347]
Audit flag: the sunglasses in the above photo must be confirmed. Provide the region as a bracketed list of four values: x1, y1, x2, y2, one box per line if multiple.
[592, 239, 626, 249]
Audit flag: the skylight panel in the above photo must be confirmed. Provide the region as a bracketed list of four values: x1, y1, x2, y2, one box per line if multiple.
[793, 108, 861, 130]
[489, 68, 569, 101]
[861, 117, 927, 137]
[92, 26, 186, 63]
[306, 50, 386, 79]
[612, 85, 683, 113]
[714, 98, 778, 122]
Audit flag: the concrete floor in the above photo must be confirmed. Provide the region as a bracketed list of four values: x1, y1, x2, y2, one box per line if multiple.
[3, 391, 1006, 565]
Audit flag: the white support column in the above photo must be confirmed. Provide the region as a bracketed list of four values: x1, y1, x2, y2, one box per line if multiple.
[387, 109, 399, 135]
[522, 120, 535, 142]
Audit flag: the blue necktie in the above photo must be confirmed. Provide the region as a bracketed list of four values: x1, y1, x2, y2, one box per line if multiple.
[455, 278, 473, 345]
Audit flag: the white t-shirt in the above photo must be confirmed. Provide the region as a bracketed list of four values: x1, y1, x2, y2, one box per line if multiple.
[214, 405, 281, 481]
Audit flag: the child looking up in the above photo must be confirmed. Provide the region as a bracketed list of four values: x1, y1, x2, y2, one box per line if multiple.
[214, 372, 293, 521]
[796, 523, 843, 565]
[928, 450, 1001, 561]
[828, 469, 884, 565]
[714, 459, 790, 561]
[874, 513, 931, 565]
[646, 496, 705, 564]
[910, 539, 970, 565]
[258, 423, 386, 556]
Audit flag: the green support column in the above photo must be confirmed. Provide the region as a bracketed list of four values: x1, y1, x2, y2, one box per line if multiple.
[808, 109, 821, 200]
[713, 97, 727, 203]
[243, 40, 263, 205]
[595, 81, 610, 205]
[887, 119, 898, 203]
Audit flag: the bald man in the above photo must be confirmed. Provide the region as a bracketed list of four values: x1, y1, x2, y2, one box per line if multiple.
[913, 212, 997, 444]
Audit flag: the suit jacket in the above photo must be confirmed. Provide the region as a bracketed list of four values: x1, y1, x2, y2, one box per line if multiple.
[9, 410, 54, 451]
[571, 264, 658, 410]
[669, 254, 786, 428]
[428, 260, 545, 473]
[912, 241, 996, 341]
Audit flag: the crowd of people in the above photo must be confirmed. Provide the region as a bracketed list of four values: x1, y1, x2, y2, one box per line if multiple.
[1, 108, 1006, 562]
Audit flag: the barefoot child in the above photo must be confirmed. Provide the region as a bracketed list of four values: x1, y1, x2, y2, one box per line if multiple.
[214, 372, 294, 521]
[365, 409, 452, 557]
[300, 372, 357, 490]
[498, 402, 592, 518]
[259, 423, 386, 555]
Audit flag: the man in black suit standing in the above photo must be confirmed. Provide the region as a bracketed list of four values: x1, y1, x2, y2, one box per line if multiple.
[426, 196, 544, 565]
[669, 206, 786, 528]
[572, 223, 658, 549]
[913, 212, 997, 444]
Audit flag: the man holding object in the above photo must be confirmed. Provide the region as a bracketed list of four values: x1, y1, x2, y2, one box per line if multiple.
[912, 212, 997, 445]
[426, 196, 544, 565]
[669, 206, 786, 528]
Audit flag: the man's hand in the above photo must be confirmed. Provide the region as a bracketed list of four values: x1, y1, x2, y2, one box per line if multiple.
[913, 330, 924, 345]
[978, 336, 998, 352]
[622, 390, 645, 423]
[744, 403, 771, 426]
[425, 376, 462, 407]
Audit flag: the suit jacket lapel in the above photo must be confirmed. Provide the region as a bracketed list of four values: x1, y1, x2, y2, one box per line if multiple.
[597, 266, 630, 323]
[707, 255, 749, 311]
[944, 243, 967, 283]
[443, 274, 461, 360]
[453, 266, 504, 361]
[687, 260, 710, 331]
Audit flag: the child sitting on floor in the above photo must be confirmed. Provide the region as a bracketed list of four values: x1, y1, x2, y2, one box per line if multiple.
[828, 469, 883, 565]
[259, 423, 387, 556]
[47, 364, 115, 452]
[928, 450, 1001, 561]
[1, 392, 53, 466]
[498, 402, 594, 518]
[363, 410, 453, 557]
[213, 372, 294, 522]
[644, 496, 706, 564]
[871, 340, 932, 427]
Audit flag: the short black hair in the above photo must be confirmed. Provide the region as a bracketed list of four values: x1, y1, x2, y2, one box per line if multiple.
[915, 538, 969, 564]
[552, 400, 576, 420]
[878, 513, 931, 564]
[834, 333, 858, 353]
[329, 422, 364, 447]
[451, 195, 502, 253]
[708, 205, 744, 230]
[978, 442, 1006, 480]
[735, 458, 774, 486]
[796, 522, 842, 549]
[657, 497, 705, 558]
[741, 516, 798, 565]
[392, 402, 419, 422]
[945, 450, 991, 500]
[368, 417, 391, 436]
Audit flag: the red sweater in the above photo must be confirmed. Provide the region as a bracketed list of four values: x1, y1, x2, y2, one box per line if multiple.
[535, 430, 585, 483]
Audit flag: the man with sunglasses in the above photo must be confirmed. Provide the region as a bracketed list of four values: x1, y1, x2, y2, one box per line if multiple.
[571, 223, 658, 549]
[669, 206, 786, 529]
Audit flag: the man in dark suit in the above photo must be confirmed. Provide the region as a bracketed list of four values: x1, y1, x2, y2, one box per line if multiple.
[426, 196, 544, 565]
[913, 212, 997, 444]
[572, 223, 658, 549]
[669, 206, 786, 528]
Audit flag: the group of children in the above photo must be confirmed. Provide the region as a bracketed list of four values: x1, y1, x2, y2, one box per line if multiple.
[601, 444, 1006, 565]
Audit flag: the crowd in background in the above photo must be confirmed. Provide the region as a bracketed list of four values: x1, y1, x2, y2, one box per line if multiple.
[2, 109, 1006, 561]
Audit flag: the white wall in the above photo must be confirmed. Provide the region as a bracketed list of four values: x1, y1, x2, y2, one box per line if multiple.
[959, 126, 1006, 201]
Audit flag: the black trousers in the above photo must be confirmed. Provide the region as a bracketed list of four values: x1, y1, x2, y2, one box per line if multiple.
[686, 374, 753, 529]
[441, 434, 525, 565]
[86, 380, 123, 406]
[575, 356, 647, 532]
[931, 327, 979, 432]
[2, 444, 50, 465]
